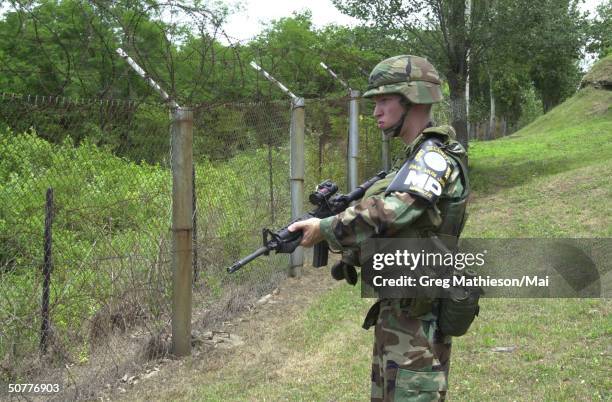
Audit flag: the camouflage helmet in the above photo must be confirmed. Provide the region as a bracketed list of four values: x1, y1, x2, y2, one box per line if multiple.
[363, 55, 443, 104]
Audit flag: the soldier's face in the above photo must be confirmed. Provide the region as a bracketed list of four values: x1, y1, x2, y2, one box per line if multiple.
[372, 94, 407, 129]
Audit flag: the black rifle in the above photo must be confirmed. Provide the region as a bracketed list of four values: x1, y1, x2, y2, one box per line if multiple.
[227, 171, 387, 273]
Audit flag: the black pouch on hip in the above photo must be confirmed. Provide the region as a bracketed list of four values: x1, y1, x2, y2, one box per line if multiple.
[437, 270, 483, 337]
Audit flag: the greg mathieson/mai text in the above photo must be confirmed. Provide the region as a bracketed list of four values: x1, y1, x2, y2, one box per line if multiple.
[371, 275, 550, 288]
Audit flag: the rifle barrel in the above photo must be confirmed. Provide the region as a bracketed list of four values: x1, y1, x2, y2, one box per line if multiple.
[227, 246, 271, 273]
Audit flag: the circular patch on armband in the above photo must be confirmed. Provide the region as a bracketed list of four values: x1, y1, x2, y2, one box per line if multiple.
[423, 151, 447, 172]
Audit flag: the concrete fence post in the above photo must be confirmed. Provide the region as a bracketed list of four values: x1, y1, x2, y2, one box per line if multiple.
[116, 47, 193, 357]
[382, 131, 390, 172]
[348, 90, 360, 189]
[289, 97, 305, 278]
[170, 107, 193, 357]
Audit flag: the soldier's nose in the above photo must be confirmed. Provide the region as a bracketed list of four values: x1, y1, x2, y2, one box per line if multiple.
[373, 105, 382, 118]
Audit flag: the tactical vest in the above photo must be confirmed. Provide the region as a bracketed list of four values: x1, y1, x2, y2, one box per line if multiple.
[360, 125, 471, 322]
[364, 125, 469, 243]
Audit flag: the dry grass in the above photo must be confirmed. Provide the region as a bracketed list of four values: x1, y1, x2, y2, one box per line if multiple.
[111, 265, 350, 402]
[581, 54, 612, 89]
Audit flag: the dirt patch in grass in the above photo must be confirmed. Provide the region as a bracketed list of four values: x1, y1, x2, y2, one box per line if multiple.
[105, 264, 343, 402]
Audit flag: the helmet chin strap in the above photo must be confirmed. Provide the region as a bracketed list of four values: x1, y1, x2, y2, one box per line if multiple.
[383, 97, 412, 138]
[382, 112, 406, 138]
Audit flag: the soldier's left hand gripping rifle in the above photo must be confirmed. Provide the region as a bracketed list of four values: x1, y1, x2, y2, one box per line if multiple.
[227, 171, 387, 274]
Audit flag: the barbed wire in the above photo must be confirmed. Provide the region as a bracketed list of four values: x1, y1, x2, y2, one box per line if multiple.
[0, 91, 154, 108]
[0, 91, 312, 397]
[0, 3, 470, 397]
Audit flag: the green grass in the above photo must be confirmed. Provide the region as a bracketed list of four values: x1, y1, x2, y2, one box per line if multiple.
[453, 298, 611, 401]
[177, 292, 610, 401]
[186, 285, 373, 401]
[465, 86, 612, 238]
[468, 87, 612, 196]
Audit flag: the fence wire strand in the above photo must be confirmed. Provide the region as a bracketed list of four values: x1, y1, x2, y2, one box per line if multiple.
[0, 93, 174, 398]
[0, 90, 445, 399]
[0, 93, 312, 399]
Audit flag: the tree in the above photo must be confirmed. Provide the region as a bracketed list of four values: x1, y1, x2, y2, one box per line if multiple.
[469, 0, 579, 132]
[524, 0, 585, 112]
[332, 0, 589, 144]
[0, 0, 121, 97]
[586, 1, 612, 59]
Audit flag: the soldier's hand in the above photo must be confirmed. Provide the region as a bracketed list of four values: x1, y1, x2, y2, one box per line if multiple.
[287, 218, 324, 248]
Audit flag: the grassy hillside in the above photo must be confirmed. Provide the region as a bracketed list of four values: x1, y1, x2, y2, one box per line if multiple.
[121, 60, 611, 401]
[582, 54, 612, 89]
[465, 85, 611, 238]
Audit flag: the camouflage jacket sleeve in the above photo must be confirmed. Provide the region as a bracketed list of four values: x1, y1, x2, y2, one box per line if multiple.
[319, 192, 427, 250]
[319, 152, 464, 251]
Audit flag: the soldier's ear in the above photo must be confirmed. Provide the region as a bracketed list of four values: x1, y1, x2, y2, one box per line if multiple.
[410, 103, 430, 116]
[399, 96, 412, 110]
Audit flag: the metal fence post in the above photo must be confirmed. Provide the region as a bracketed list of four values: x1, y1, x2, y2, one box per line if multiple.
[319, 62, 359, 188]
[348, 89, 360, 189]
[170, 107, 193, 357]
[249, 61, 305, 277]
[382, 131, 390, 171]
[192, 163, 199, 285]
[289, 97, 305, 278]
[40, 188, 53, 355]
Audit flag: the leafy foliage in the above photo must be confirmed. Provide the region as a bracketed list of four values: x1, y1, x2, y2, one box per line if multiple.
[586, 1, 612, 59]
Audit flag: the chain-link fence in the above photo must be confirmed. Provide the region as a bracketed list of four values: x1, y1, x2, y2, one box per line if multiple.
[0, 93, 174, 397]
[191, 99, 292, 326]
[305, 97, 349, 195]
[0, 93, 305, 398]
[2, 90, 441, 398]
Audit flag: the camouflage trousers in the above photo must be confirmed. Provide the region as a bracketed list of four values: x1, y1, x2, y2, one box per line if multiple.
[371, 299, 452, 402]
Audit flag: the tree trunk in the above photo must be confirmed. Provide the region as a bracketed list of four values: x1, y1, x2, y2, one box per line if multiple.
[483, 121, 487, 140]
[318, 133, 326, 181]
[489, 73, 495, 138]
[447, 74, 469, 148]
[449, 0, 469, 148]
[543, 98, 554, 114]
[465, 0, 472, 141]
[437, 0, 469, 149]
[465, 67, 470, 139]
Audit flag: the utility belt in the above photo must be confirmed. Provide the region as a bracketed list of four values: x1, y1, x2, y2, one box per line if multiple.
[362, 234, 481, 336]
[362, 270, 482, 337]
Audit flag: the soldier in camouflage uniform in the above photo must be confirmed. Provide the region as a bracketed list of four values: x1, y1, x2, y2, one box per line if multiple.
[288, 55, 470, 401]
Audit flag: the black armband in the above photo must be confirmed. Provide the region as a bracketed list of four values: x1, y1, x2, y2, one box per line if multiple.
[385, 139, 453, 203]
